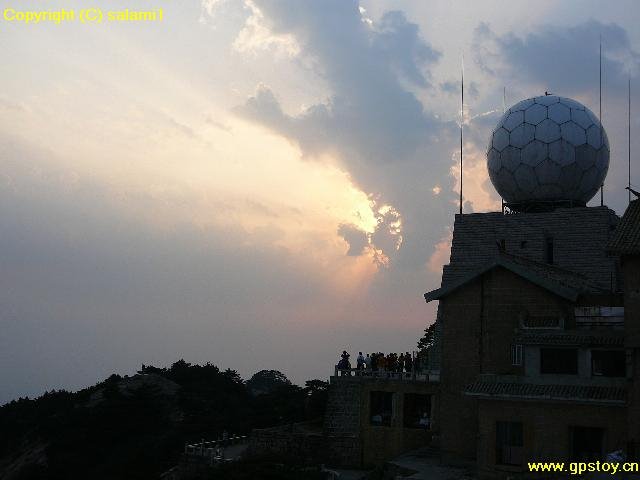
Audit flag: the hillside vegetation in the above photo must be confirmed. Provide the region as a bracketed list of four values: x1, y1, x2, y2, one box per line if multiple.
[0, 361, 328, 480]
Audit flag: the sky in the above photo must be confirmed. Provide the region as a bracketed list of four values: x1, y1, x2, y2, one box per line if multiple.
[1, 0, 640, 403]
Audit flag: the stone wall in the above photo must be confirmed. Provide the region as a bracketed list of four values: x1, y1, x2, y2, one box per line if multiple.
[322, 377, 439, 468]
[357, 379, 438, 467]
[624, 257, 640, 457]
[443, 207, 620, 291]
[623, 257, 640, 347]
[439, 267, 583, 464]
[324, 378, 362, 436]
[477, 400, 627, 479]
[439, 278, 482, 464]
[249, 422, 325, 463]
[435, 206, 622, 467]
[323, 378, 363, 466]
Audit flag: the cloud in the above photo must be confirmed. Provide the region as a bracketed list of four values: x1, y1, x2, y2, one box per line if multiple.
[473, 20, 640, 95]
[231, 1, 447, 164]
[440, 79, 480, 99]
[337, 196, 404, 267]
[338, 223, 369, 256]
[427, 229, 452, 274]
[214, 0, 459, 278]
[0, 134, 384, 403]
[470, 18, 640, 215]
[371, 10, 441, 88]
[5, 0, 640, 408]
[0, 95, 28, 113]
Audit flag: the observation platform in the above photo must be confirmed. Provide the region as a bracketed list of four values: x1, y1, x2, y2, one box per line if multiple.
[332, 367, 440, 383]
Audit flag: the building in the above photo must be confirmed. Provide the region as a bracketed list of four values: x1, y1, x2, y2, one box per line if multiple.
[322, 95, 640, 476]
[323, 370, 439, 468]
[422, 95, 638, 477]
[426, 208, 627, 476]
[609, 198, 640, 458]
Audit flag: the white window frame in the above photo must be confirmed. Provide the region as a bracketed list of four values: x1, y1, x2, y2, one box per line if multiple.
[511, 344, 523, 366]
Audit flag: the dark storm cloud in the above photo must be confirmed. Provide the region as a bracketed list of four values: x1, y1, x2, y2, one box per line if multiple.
[471, 19, 640, 214]
[473, 20, 640, 95]
[372, 10, 441, 88]
[237, 1, 448, 163]
[234, 0, 459, 275]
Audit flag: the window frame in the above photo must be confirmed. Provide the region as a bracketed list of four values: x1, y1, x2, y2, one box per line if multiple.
[369, 391, 393, 426]
[511, 344, 523, 366]
[591, 349, 626, 378]
[540, 347, 578, 375]
[403, 393, 432, 429]
[496, 421, 524, 466]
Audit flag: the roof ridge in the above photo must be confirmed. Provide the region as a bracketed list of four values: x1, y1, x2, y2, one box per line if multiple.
[498, 251, 591, 280]
[607, 199, 640, 255]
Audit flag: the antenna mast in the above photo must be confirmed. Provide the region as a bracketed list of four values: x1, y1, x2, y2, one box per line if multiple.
[459, 56, 464, 215]
[500, 86, 506, 212]
[503, 86, 506, 113]
[600, 35, 604, 206]
[630, 76, 632, 204]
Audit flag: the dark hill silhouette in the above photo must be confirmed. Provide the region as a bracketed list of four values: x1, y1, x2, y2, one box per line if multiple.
[0, 360, 328, 480]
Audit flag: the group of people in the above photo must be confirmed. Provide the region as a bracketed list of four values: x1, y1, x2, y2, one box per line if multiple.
[338, 350, 414, 373]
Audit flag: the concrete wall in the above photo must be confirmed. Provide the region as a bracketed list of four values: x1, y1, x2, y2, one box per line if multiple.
[477, 400, 627, 479]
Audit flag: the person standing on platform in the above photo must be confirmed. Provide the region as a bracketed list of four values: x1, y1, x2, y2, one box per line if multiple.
[356, 352, 365, 370]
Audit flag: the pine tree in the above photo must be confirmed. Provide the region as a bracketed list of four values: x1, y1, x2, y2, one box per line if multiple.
[417, 323, 436, 352]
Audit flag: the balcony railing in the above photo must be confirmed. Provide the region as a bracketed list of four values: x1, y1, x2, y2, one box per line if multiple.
[333, 366, 439, 383]
[183, 434, 247, 464]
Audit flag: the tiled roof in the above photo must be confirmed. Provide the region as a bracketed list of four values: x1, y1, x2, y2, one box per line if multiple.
[465, 381, 626, 404]
[607, 199, 640, 255]
[514, 332, 624, 347]
[424, 252, 602, 303]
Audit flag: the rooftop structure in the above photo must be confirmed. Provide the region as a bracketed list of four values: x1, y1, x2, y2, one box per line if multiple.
[440, 206, 620, 292]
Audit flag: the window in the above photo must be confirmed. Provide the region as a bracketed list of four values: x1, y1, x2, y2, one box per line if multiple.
[570, 426, 604, 461]
[370, 391, 393, 426]
[540, 348, 578, 374]
[511, 344, 523, 366]
[496, 421, 523, 466]
[545, 237, 554, 265]
[403, 394, 432, 429]
[592, 350, 625, 377]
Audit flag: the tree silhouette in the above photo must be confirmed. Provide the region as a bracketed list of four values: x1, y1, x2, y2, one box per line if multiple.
[417, 323, 436, 352]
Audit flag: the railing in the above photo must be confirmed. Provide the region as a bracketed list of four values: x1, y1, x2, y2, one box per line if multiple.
[183, 434, 248, 466]
[333, 366, 439, 383]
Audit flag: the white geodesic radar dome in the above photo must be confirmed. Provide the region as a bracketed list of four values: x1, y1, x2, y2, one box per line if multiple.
[487, 95, 609, 207]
